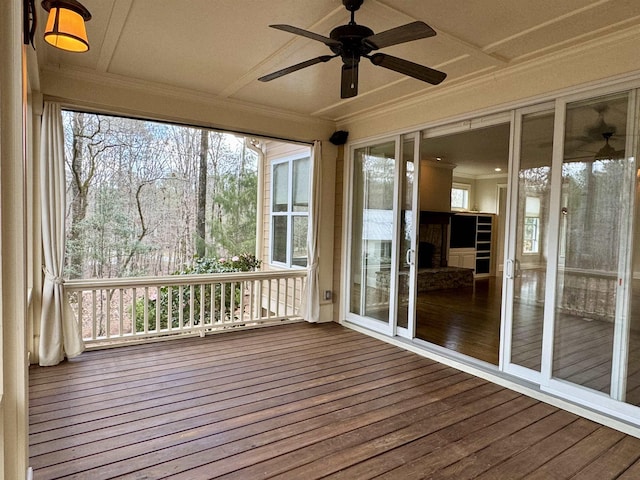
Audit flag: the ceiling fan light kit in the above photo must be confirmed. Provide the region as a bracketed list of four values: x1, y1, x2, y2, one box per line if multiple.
[259, 0, 446, 98]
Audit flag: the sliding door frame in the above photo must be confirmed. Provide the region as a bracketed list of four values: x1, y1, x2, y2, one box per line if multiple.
[538, 86, 640, 424]
[343, 135, 401, 336]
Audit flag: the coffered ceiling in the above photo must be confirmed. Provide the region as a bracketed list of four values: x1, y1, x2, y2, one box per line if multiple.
[34, 0, 640, 124]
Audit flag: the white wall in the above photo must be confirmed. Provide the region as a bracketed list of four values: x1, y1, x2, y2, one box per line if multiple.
[475, 176, 507, 214]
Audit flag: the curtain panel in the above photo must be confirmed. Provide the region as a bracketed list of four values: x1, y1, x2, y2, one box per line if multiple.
[299, 140, 322, 322]
[39, 102, 85, 366]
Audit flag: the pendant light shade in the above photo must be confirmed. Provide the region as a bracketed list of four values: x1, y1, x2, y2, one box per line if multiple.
[594, 132, 618, 161]
[42, 0, 91, 52]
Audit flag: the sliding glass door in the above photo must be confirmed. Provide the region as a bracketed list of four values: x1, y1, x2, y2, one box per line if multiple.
[346, 135, 419, 336]
[504, 89, 640, 420]
[344, 84, 640, 426]
[547, 91, 638, 409]
[503, 105, 555, 380]
[347, 139, 398, 334]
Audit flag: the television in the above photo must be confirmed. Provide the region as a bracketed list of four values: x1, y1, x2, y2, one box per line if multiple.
[450, 215, 476, 249]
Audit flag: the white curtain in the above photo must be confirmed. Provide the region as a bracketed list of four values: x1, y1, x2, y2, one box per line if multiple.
[39, 102, 84, 366]
[300, 140, 322, 322]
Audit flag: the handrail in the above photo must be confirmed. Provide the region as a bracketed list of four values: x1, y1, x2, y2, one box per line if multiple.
[65, 269, 308, 347]
[64, 269, 307, 289]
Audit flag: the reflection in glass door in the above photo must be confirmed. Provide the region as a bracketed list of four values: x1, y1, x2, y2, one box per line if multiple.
[506, 107, 555, 376]
[552, 92, 636, 400]
[417, 120, 511, 365]
[348, 140, 397, 332]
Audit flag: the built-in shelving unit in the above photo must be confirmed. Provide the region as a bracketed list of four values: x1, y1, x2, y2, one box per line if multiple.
[475, 215, 493, 276]
[449, 213, 495, 277]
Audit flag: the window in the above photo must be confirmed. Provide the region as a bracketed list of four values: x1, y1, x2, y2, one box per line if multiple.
[451, 183, 471, 210]
[523, 196, 541, 254]
[271, 155, 310, 267]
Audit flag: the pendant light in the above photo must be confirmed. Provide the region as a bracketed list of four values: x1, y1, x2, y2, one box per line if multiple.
[594, 132, 617, 161]
[41, 0, 91, 52]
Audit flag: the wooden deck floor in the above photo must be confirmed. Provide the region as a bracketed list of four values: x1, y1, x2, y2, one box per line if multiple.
[29, 322, 640, 479]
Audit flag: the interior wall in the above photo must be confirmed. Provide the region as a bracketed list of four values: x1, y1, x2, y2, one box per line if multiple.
[419, 161, 454, 212]
[475, 177, 506, 214]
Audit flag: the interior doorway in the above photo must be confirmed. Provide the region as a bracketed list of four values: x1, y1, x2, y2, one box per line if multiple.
[415, 121, 511, 365]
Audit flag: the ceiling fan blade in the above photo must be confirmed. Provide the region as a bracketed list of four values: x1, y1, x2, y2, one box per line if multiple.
[364, 21, 436, 50]
[341, 63, 358, 99]
[270, 24, 341, 48]
[369, 53, 446, 85]
[258, 55, 336, 82]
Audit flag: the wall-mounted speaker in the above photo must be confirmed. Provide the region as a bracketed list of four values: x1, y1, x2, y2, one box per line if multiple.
[329, 130, 349, 145]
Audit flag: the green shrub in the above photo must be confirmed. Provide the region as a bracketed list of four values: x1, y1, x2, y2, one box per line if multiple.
[134, 254, 260, 333]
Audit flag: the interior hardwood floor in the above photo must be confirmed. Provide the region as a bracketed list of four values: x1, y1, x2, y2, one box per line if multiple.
[416, 277, 502, 365]
[415, 275, 640, 405]
[29, 322, 640, 479]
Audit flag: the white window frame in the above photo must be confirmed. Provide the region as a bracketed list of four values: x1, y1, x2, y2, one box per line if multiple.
[270, 153, 310, 268]
[451, 182, 471, 211]
[523, 196, 541, 254]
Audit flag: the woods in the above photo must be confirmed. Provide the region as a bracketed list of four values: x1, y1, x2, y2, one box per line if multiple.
[63, 110, 260, 279]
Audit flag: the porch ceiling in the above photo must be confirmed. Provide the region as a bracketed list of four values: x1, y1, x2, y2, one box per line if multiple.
[34, 0, 640, 124]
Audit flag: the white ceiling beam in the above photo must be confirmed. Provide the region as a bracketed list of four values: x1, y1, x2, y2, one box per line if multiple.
[482, 0, 613, 54]
[371, 0, 508, 66]
[97, 0, 134, 72]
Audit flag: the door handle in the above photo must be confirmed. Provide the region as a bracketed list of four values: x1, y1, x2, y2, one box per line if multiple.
[406, 248, 414, 266]
[506, 259, 514, 279]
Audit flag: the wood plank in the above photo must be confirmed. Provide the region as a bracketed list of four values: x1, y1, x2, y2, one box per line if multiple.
[29, 322, 640, 480]
[327, 399, 553, 480]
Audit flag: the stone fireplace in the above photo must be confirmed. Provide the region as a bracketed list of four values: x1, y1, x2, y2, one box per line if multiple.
[419, 211, 453, 268]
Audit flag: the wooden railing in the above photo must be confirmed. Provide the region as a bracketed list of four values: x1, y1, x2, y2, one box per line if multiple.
[64, 270, 307, 347]
[556, 268, 617, 322]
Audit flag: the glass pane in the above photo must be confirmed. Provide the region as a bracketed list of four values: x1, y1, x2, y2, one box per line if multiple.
[397, 136, 415, 329]
[628, 174, 640, 406]
[272, 162, 288, 212]
[510, 110, 554, 371]
[292, 158, 309, 212]
[271, 216, 287, 263]
[417, 123, 510, 365]
[292, 215, 308, 267]
[349, 141, 396, 322]
[553, 92, 630, 393]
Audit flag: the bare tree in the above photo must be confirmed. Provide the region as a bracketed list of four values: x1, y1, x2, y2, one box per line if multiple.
[63, 111, 261, 279]
[196, 129, 208, 257]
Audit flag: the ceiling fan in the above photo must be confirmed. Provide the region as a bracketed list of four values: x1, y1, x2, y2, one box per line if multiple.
[258, 0, 446, 98]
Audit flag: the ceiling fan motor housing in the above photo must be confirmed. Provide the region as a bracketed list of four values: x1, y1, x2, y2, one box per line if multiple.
[343, 0, 364, 12]
[330, 24, 374, 65]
